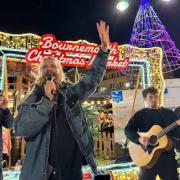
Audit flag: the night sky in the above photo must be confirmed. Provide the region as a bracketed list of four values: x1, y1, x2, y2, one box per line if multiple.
[0, 0, 180, 48]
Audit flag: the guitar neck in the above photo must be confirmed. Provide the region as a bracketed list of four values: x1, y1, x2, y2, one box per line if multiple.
[157, 121, 178, 138]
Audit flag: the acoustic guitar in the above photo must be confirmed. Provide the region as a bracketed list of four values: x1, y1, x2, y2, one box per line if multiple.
[128, 121, 178, 168]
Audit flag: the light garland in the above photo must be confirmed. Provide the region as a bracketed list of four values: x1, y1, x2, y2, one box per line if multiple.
[82, 162, 169, 180]
[0, 53, 27, 91]
[4, 166, 180, 180]
[120, 44, 165, 106]
[0, 32, 40, 50]
[83, 100, 111, 105]
[0, 33, 165, 106]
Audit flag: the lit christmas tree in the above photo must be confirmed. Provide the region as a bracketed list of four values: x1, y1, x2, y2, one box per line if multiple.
[129, 0, 180, 73]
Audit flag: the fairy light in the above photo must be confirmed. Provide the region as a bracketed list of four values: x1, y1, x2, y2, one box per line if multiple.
[0, 32, 40, 50]
[84, 101, 88, 105]
[91, 101, 95, 105]
[103, 100, 107, 104]
[97, 101, 101, 104]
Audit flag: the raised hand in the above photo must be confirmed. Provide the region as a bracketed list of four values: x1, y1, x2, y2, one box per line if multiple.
[96, 20, 110, 53]
[0, 95, 8, 110]
[44, 79, 56, 101]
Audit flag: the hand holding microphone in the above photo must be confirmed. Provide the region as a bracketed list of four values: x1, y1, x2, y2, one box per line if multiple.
[0, 95, 8, 109]
[44, 73, 56, 101]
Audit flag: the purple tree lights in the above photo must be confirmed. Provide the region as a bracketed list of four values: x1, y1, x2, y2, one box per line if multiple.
[129, 0, 180, 73]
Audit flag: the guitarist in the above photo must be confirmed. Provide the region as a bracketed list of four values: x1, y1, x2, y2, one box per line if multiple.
[124, 86, 180, 180]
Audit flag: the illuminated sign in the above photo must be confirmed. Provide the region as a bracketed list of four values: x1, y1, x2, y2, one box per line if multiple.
[25, 34, 129, 69]
[111, 90, 123, 103]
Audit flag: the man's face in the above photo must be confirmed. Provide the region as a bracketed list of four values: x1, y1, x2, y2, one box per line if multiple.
[144, 93, 159, 109]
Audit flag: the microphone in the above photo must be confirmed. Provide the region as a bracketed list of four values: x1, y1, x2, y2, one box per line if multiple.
[46, 72, 54, 81]
[46, 72, 56, 96]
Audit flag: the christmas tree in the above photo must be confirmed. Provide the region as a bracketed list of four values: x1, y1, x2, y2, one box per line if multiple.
[129, 0, 180, 73]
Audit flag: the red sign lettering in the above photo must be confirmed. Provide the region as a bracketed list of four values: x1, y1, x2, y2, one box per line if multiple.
[25, 34, 130, 69]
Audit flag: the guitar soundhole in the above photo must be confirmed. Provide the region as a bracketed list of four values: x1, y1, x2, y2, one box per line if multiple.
[149, 135, 158, 146]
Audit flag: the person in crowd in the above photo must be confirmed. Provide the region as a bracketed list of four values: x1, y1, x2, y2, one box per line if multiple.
[100, 112, 109, 132]
[0, 95, 14, 179]
[106, 113, 114, 134]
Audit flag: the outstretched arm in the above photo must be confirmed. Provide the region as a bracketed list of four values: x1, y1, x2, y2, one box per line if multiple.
[96, 20, 110, 53]
[71, 21, 110, 103]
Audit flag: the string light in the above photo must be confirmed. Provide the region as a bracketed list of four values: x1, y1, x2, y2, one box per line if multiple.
[0, 32, 40, 37]
[82, 100, 112, 105]
[97, 101, 101, 104]
[0, 32, 40, 50]
[84, 101, 88, 105]
[91, 101, 95, 105]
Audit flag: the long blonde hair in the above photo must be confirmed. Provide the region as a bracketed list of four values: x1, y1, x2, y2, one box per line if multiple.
[35, 57, 66, 87]
[17, 57, 66, 108]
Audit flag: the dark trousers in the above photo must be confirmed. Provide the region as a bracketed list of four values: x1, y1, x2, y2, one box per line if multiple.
[95, 174, 111, 180]
[139, 153, 179, 180]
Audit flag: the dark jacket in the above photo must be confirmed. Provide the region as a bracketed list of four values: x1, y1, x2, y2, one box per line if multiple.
[14, 49, 109, 180]
[0, 109, 14, 180]
[124, 107, 180, 144]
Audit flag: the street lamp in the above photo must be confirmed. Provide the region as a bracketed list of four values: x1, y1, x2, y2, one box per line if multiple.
[116, 0, 129, 12]
[116, 0, 171, 12]
[161, 0, 171, 2]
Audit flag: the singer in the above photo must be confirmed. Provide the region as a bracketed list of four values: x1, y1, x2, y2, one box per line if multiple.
[14, 21, 110, 180]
